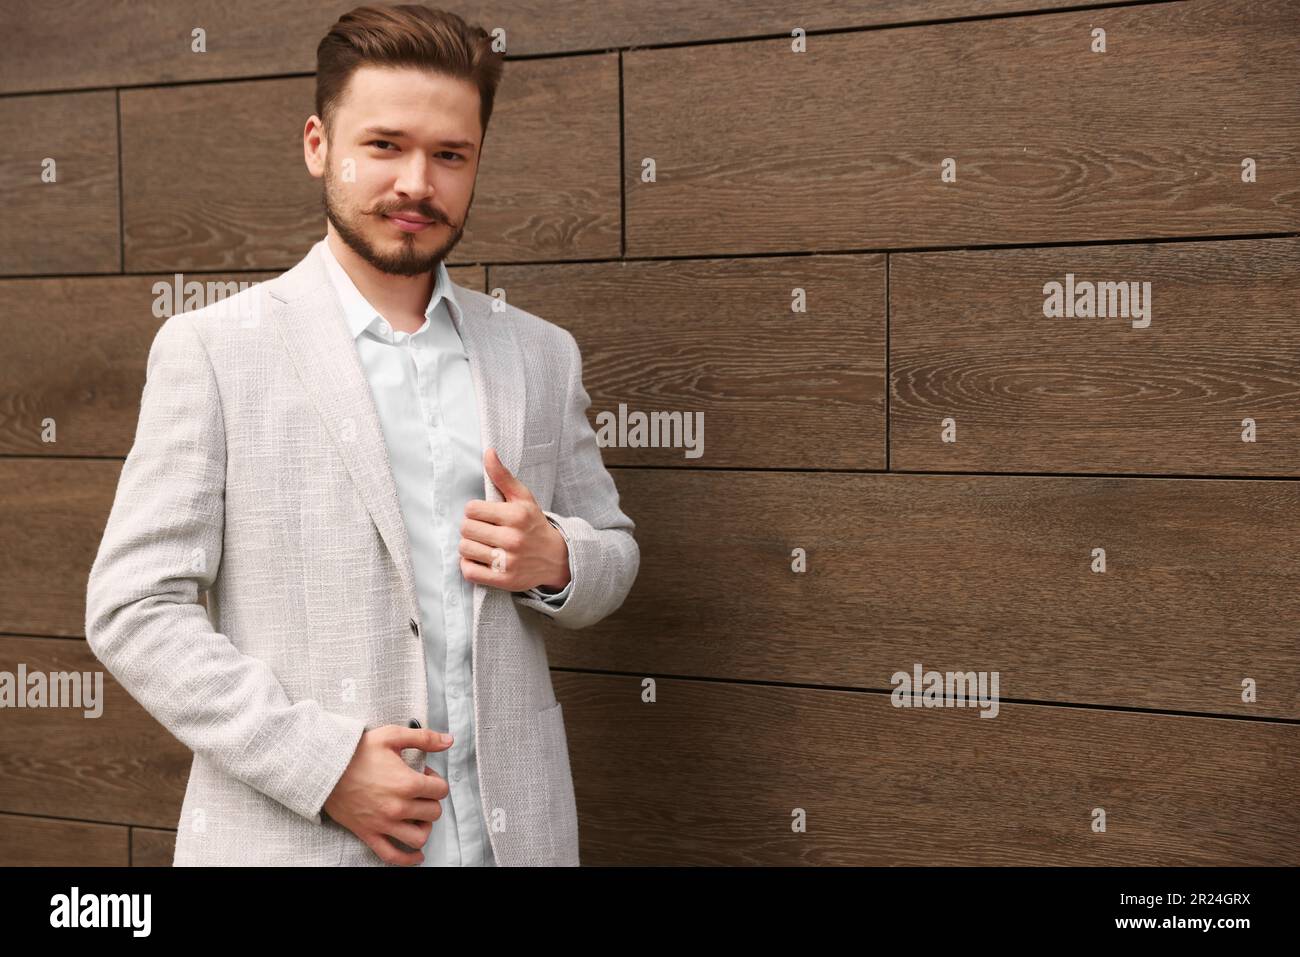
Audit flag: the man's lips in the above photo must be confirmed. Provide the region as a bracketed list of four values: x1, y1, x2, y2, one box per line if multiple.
[384, 213, 437, 233]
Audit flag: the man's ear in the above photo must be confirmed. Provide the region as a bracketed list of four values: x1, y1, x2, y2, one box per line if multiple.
[304, 116, 327, 178]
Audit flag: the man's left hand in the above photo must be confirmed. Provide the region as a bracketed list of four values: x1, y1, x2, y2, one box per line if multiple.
[459, 447, 570, 592]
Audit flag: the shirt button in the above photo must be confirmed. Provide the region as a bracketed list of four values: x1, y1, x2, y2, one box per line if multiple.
[409, 618, 419, 636]
[409, 718, 422, 729]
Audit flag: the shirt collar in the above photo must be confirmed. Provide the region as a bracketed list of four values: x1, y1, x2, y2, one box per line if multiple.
[317, 236, 463, 341]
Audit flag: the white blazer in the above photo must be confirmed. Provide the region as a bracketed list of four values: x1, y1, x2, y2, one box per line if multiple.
[84, 240, 640, 866]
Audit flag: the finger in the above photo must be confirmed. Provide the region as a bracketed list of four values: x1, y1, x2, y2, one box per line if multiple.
[413, 766, 450, 803]
[463, 498, 524, 525]
[387, 819, 433, 849]
[461, 554, 508, 589]
[366, 833, 423, 866]
[484, 447, 535, 504]
[460, 516, 521, 549]
[458, 536, 507, 569]
[390, 726, 453, 754]
[399, 796, 445, 823]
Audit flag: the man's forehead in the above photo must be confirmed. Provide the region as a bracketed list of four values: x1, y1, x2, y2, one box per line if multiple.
[335, 68, 480, 132]
[344, 65, 476, 101]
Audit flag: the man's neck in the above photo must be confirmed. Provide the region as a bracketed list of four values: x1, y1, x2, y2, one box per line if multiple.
[325, 229, 435, 333]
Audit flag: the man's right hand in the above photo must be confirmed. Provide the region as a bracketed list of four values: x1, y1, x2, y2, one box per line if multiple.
[323, 725, 454, 865]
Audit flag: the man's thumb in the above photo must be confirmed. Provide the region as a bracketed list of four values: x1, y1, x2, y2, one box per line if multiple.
[484, 447, 530, 502]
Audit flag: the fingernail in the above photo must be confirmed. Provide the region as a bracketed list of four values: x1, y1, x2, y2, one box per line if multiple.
[441, 733, 453, 744]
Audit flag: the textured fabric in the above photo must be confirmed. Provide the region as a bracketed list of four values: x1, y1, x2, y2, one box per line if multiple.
[83, 239, 639, 866]
[319, 237, 572, 868]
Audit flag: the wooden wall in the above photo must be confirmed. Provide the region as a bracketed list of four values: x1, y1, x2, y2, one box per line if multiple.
[1, 0, 1297, 865]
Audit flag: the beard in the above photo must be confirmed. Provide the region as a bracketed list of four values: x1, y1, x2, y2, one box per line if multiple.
[322, 163, 470, 277]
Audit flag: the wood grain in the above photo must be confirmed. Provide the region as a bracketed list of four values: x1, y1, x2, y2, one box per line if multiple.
[624, 0, 1300, 255]
[131, 827, 177, 866]
[492, 255, 886, 469]
[0, 266, 482, 457]
[890, 237, 1300, 475]
[0, 0, 1110, 94]
[0, 461, 120, 636]
[120, 77, 321, 272]
[0, 636, 190, 829]
[542, 468, 1300, 720]
[554, 671, 1299, 865]
[0, 91, 119, 275]
[0, 812, 128, 866]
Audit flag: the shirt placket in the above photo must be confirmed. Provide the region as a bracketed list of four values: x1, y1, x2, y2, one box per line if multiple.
[407, 321, 486, 867]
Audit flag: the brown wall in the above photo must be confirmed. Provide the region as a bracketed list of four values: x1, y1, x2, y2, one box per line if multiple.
[0, 0, 1297, 865]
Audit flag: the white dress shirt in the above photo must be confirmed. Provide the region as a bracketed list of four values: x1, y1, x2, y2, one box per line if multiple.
[319, 237, 572, 867]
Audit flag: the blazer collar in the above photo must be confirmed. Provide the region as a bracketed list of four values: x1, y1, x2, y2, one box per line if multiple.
[266, 239, 525, 631]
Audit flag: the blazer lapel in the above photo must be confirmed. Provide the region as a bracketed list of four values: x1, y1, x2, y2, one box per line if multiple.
[451, 282, 524, 635]
[267, 241, 525, 638]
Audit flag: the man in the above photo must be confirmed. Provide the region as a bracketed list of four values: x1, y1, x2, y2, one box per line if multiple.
[83, 5, 639, 867]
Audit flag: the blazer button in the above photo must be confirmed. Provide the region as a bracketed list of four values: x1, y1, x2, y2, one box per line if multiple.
[409, 718, 422, 729]
[409, 618, 419, 636]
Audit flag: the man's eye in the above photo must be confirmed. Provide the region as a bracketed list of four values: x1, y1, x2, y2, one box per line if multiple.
[369, 140, 396, 150]
[438, 151, 463, 161]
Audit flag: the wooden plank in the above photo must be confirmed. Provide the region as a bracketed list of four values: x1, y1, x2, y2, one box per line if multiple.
[0, 91, 119, 275]
[0, 812, 128, 866]
[0, 0, 1107, 94]
[119, 61, 617, 271]
[542, 469, 1300, 720]
[555, 672, 1300, 865]
[890, 238, 1300, 475]
[0, 636, 189, 829]
[0, 266, 482, 457]
[120, 77, 319, 272]
[0, 462, 120, 636]
[463, 0, 1107, 54]
[492, 255, 885, 469]
[624, 0, 1300, 255]
[466, 55, 621, 263]
[0, 273, 268, 455]
[130, 827, 177, 866]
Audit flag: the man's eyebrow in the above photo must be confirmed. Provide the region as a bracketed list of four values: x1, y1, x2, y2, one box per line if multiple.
[360, 126, 477, 150]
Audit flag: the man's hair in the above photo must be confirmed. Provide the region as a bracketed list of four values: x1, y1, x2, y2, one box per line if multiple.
[315, 4, 505, 141]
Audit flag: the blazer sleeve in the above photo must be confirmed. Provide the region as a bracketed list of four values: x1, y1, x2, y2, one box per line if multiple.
[84, 313, 366, 827]
[512, 329, 640, 629]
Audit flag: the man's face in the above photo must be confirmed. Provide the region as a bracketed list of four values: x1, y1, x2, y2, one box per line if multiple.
[311, 65, 481, 276]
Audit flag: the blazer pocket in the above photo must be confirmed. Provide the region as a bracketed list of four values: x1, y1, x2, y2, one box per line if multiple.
[517, 439, 558, 508]
[519, 438, 557, 467]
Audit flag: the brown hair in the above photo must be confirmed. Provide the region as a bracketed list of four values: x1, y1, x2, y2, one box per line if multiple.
[315, 4, 504, 142]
